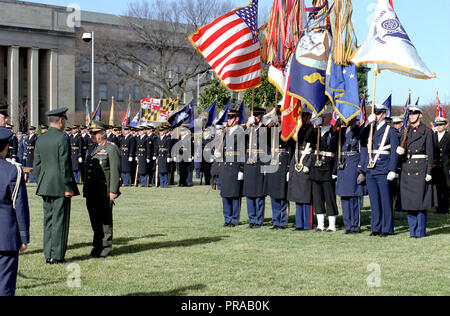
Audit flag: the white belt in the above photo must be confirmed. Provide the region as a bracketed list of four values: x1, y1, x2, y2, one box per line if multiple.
[318, 151, 335, 158]
[342, 151, 359, 156]
[408, 154, 428, 159]
[372, 150, 390, 155]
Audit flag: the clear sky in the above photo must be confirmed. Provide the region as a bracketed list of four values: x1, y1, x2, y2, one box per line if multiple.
[23, 0, 450, 105]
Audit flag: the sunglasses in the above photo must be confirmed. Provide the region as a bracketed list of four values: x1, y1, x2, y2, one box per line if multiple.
[374, 111, 385, 115]
[408, 111, 421, 115]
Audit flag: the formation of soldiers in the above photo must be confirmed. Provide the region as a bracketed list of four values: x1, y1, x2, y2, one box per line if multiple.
[213, 105, 449, 238]
[1, 101, 449, 242]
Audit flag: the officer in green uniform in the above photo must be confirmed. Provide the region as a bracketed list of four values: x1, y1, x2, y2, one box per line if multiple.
[83, 121, 121, 258]
[33, 107, 79, 264]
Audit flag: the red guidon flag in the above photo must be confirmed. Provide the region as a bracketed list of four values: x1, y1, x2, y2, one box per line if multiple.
[189, 0, 261, 91]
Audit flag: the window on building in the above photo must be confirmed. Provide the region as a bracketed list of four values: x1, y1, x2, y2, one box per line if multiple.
[132, 86, 140, 101]
[81, 57, 90, 73]
[116, 85, 124, 101]
[99, 63, 107, 73]
[82, 82, 90, 100]
[99, 83, 107, 101]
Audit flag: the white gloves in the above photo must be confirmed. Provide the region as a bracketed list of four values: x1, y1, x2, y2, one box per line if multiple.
[11, 158, 16, 163]
[425, 174, 432, 182]
[146, 159, 150, 163]
[238, 172, 244, 181]
[188, 157, 193, 162]
[214, 151, 222, 159]
[128, 157, 133, 162]
[135, 157, 139, 162]
[303, 166, 310, 174]
[396, 147, 405, 156]
[368, 114, 376, 124]
[248, 116, 256, 125]
[152, 156, 156, 161]
[387, 171, 396, 181]
[167, 158, 171, 163]
[78, 158, 83, 163]
[332, 175, 338, 180]
[286, 172, 289, 182]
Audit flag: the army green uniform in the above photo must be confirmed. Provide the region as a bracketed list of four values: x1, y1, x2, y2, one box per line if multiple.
[34, 123, 79, 262]
[83, 139, 121, 258]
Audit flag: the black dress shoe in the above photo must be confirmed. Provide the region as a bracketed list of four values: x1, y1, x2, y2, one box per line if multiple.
[278, 226, 286, 230]
[229, 224, 236, 227]
[46, 258, 52, 264]
[314, 228, 324, 233]
[379, 233, 388, 238]
[49, 259, 72, 265]
[249, 223, 255, 229]
[294, 228, 304, 231]
[345, 230, 351, 235]
[253, 224, 262, 229]
[370, 232, 380, 237]
[224, 223, 230, 227]
[270, 226, 279, 230]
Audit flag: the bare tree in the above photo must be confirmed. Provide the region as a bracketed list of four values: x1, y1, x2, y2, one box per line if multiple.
[93, 0, 235, 100]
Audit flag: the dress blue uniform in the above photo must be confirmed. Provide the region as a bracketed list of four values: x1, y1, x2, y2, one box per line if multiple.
[336, 122, 367, 233]
[0, 128, 30, 296]
[264, 124, 293, 229]
[70, 130, 84, 184]
[243, 108, 268, 228]
[153, 127, 172, 188]
[399, 112, 436, 238]
[120, 131, 136, 186]
[218, 111, 244, 227]
[136, 133, 149, 187]
[363, 115, 399, 236]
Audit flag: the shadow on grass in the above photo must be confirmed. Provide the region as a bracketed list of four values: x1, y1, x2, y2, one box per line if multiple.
[17, 273, 66, 290]
[22, 234, 167, 256]
[126, 284, 207, 296]
[110, 235, 230, 258]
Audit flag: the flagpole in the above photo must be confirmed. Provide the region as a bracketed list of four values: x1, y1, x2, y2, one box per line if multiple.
[368, 67, 378, 162]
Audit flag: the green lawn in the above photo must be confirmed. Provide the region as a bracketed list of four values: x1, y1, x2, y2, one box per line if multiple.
[16, 182, 450, 296]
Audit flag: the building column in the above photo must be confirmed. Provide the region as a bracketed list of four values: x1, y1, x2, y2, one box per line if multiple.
[7, 46, 19, 130]
[49, 49, 58, 111]
[28, 47, 39, 127]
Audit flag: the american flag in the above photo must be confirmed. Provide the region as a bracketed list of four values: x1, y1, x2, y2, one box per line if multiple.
[189, 0, 261, 91]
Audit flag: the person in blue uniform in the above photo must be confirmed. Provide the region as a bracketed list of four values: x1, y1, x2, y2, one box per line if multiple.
[0, 127, 30, 296]
[17, 132, 26, 165]
[146, 127, 157, 186]
[433, 116, 449, 215]
[363, 104, 399, 237]
[336, 117, 367, 234]
[153, 124, 172, 188]
[135, 127, 149, 187]
[264, 110, 293, 230]
[70, 125, 84, 184]
[243, 107, 268, 229]
[6, 124, 18, 162]
[287, 109, 316, 231]
[216, 109, 244, 227]
[397, 106, 436, 238]
[120, 127, 136, 186]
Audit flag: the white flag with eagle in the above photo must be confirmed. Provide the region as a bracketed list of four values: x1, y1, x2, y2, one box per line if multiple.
[350, 0, 436, 79]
